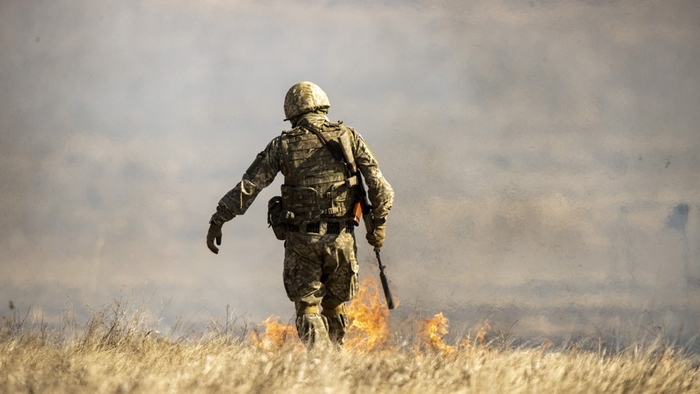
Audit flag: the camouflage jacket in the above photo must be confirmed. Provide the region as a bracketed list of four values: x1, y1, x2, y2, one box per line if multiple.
[210, 112, 393, 227]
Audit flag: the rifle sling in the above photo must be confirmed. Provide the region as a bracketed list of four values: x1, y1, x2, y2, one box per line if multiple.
[300, 120, 371, 207]
[300, 120, 355, 176]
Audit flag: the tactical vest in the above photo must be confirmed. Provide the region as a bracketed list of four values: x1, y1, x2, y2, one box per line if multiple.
[279, 122, 356, 224]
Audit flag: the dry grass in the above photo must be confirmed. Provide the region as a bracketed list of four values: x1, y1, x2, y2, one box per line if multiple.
[1, 300, 699, 393]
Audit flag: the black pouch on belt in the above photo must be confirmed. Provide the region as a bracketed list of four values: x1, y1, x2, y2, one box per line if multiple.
[267, 196, 294, 240]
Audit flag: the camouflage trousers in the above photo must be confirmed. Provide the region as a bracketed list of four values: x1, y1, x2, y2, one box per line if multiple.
[283, 226, 358, 346]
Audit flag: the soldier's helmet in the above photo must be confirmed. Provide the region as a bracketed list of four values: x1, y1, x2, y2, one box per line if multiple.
[283, 81, 330, 121]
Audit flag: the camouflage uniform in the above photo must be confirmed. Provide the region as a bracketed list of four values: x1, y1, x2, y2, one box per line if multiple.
[209, 83, 393, 346]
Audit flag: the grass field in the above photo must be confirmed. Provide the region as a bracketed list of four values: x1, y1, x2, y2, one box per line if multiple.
[2, 282, 699, 393]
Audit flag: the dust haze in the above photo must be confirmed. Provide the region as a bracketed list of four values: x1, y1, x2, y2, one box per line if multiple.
[1, 0, 699, 344]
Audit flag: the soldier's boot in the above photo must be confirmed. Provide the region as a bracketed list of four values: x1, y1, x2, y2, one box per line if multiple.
[295, 302, 330, 348]
[322, 303, 348, 346]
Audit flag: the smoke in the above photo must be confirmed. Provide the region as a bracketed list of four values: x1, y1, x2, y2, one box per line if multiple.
[1, 0, 699, 343]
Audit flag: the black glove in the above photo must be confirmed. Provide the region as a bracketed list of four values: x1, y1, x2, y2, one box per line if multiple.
[207, 223, 223, 254]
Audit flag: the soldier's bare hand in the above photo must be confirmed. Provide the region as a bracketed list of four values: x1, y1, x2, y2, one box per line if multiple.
[207, 223, 223, 254]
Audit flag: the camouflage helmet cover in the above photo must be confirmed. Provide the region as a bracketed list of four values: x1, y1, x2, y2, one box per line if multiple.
[283, 81, 330, 121]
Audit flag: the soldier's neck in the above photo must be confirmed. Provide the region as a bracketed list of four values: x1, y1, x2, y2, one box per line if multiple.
[292, 112, 329, 128]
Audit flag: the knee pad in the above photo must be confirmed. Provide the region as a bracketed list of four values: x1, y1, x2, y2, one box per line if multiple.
[295, 313, 329, 346]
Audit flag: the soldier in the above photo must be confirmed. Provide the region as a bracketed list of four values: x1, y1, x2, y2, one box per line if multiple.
[206, 81, 394, 346]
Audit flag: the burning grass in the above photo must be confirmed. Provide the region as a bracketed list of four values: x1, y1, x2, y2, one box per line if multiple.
[2, 281, 699, 393]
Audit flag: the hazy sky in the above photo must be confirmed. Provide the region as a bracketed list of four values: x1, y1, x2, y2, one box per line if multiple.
[1, 0, 699, 341]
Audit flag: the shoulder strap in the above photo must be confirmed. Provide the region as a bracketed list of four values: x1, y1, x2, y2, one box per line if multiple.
[299, 119, 357, 175]
[301, 119, 373, 220]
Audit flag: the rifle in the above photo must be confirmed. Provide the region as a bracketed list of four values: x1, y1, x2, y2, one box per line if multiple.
[375, 247, 396, 310]
[352, 172, 396, 310]
[301, 120, 396, 310]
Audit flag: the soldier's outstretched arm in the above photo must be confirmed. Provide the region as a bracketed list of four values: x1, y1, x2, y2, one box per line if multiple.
[207, 139, 282, 254]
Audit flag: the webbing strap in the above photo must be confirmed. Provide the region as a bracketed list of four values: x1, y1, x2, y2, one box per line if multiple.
[301, 305, 320, 315]
[300, 120, 357, 175]
[321, 304, 345, 317]
[300, 120, 366, 212]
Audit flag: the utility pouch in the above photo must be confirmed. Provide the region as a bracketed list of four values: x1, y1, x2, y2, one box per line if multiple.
[267, 196, 294, 240]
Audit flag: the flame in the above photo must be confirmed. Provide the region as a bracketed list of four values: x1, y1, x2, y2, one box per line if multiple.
[248, 279, 494, 355]
[458, 319, 491, 351]
[249, 279, 394, 351]
[249, 316, 298, 350]
[476, 319, 490, 345]
[415, 314, 492, 355]
[417, 312, 455, 355]
[345, 278, 393, 351]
